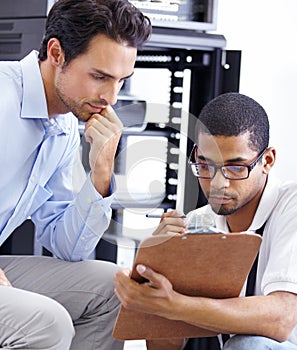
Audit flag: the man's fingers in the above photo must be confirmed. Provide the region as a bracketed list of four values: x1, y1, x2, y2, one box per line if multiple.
[114, 269, 145, 306]
[0, 269, 12, 287]
[161, 210, 185, 219]
[136, 264, 163, 288]
[153, 216, 187, 236]
[84, 105, 123, 133]
[0, 278, 12, 287]
[101, 105, 121, 123]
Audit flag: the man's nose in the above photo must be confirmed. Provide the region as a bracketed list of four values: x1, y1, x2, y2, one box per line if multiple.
[210, 167, 230, 188]
[99, 83, 119, 106]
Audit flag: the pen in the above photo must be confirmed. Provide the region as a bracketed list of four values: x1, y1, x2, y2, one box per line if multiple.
[145, 214, 187, 218]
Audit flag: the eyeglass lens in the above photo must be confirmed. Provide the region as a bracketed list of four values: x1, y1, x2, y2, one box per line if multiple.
[191, 164, 249, 180]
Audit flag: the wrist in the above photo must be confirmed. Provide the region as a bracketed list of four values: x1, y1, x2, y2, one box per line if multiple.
[91, 170, 112, 197]
[166, 291, 187, 321]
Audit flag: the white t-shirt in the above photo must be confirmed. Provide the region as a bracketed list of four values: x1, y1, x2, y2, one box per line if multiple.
[187, 176, 297, 344]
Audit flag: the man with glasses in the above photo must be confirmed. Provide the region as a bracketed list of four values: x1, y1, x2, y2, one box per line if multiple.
[114, 92, 297, 350]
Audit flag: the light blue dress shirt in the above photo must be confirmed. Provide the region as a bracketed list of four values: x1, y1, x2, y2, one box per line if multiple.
[0, 51, 115, 261]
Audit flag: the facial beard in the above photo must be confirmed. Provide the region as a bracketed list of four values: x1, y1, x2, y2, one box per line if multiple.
[208, 193, 253, 217]
[210, 203, 238, 216]
[206, 190, 238, 216]
[56, 87, 92, 122]
[55, 68, 93, 122]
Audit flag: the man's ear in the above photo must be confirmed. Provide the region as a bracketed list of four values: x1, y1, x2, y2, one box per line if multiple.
[47, 38, 65, 67]
[263, 147, 276, 174]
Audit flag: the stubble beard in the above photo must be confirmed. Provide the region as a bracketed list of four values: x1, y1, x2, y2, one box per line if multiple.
[209, 194, 251, 216]
[210, 203, 238, 216]
[206, 189, 238, 216]
[55, 81, 92, 122]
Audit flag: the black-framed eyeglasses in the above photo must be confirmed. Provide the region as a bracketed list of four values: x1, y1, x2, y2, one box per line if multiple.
[188, 145, 267, 180]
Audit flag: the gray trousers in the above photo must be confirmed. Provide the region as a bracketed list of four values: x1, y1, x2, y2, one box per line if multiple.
[0, 255, 124, 350]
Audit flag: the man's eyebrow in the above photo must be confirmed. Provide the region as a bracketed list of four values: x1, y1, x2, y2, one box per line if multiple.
[91, 68, 134, 80]
[197, 154, 248, 163]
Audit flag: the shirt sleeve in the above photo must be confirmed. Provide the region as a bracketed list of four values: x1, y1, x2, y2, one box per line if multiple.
[33, 171, 116, 261]
[31, 120, 116, 261]
[259, 186, 297, 296]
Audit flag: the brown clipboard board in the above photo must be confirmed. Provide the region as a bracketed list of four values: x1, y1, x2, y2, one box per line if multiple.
[113, 231, 262, 340]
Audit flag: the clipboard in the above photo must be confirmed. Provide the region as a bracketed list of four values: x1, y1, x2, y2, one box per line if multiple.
[113, 231, 262, 340]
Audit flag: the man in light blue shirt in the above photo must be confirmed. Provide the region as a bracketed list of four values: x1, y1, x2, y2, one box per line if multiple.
[0, 49, 116, 261]
[0, 0, 151, 349]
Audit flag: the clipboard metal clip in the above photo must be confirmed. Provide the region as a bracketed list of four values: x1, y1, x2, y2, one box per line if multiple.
[185, 226, 222, 234]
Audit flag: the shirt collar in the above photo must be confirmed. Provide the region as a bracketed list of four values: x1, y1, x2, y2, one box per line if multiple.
[20, 50, 71, 135]
[20, 50, 48, 120]
[249, 175, 280, 231]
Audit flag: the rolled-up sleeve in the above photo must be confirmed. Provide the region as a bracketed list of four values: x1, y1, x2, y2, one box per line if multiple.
[68, 174, 116, 261]
[34, 173, 116, 261]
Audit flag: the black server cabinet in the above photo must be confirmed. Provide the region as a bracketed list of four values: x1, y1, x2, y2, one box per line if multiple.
[133, 29, 241, 216]
[0, 0, 49, 60]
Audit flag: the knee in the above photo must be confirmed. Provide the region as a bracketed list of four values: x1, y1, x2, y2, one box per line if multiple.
[28, 296, 75, 349]
[73, 260, 121, 315]
[77, 260, 120, 296]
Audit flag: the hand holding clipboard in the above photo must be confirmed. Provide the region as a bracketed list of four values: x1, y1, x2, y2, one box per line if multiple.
[113, 231, 262, 340]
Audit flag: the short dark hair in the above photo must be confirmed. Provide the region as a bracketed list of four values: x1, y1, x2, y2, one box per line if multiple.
[196, 92, 270, 152]
[39, 0, 151, 63]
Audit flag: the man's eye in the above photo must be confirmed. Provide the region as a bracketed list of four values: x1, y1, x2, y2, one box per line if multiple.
[226, 165, 246, 174]
[199, 164, 210, 170]
[92, 75, 105, 81]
